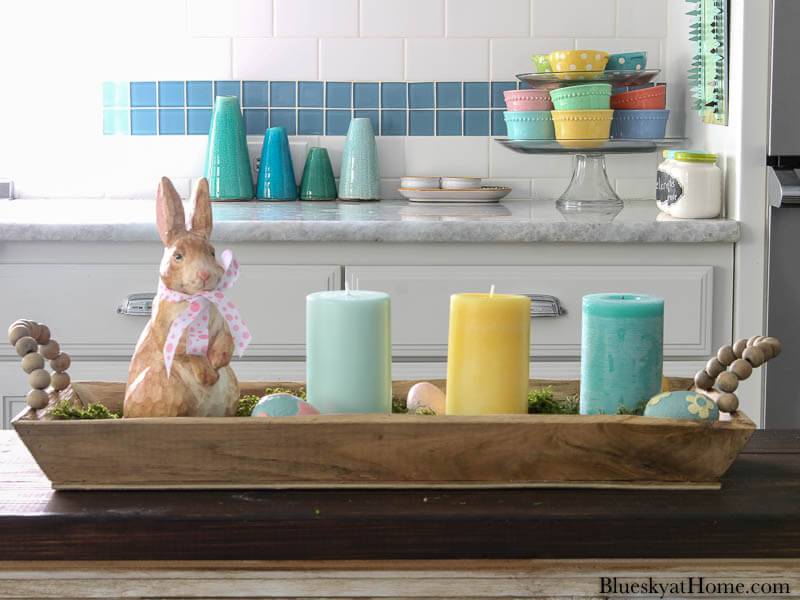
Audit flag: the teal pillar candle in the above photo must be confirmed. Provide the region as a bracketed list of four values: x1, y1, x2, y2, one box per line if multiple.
[306, 290, 391, 414]
[580, 293, 664, 415]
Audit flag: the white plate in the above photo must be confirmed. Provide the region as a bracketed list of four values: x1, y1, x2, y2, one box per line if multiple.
[398, 186, 512, 203]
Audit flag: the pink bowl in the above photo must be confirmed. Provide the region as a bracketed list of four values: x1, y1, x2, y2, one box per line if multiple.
[503, 89, 553, 111]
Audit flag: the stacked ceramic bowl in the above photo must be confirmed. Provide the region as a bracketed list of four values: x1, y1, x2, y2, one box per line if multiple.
[502, 89, 555, 140]
[549, 82, 613, 148]
[607, 52, 669, 139]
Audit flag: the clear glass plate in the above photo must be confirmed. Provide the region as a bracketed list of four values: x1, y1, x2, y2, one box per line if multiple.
[495, 137, 688, 154]
[516, 69, 661, 89]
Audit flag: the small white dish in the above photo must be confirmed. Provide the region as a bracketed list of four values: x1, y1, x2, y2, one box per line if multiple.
[400, 175, 441, 189]
[397, 186, 511, 203]
[441, 176, 482, 190]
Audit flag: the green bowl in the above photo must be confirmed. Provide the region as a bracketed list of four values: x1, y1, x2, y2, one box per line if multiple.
[531, 54, 552, 73]
[549, 83, 612, 110]
[503, 111, 555, 140]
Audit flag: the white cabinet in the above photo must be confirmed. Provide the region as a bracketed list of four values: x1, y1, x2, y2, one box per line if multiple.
[347, 265, 715, 358]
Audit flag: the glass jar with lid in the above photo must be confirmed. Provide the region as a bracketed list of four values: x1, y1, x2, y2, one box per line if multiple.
[656, 150, 722, 218]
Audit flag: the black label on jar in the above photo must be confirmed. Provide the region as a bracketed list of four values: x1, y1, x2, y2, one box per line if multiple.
[656, 170, 683, 206]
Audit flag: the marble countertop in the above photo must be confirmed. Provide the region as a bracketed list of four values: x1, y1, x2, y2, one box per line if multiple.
[0, 198, 740, 243]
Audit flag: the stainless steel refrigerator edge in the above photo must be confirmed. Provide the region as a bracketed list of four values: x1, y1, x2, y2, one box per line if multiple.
[765, 0, 800, 427]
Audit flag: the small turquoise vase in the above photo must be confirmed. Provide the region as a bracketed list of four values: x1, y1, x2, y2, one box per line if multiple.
[339, 117, 380, 201]
[204, 96, 253, 200]
[257, 126, 297, 200]
[300, 147, 337, 201]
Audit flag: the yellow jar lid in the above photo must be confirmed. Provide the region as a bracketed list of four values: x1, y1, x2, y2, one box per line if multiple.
[662, 150, 717, 163]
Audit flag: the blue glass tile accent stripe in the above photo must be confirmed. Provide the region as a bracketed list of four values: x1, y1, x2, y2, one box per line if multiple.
[243, 81, 268, 107]
[326, 82, 351, 108]
[105, 80, 532, 135]
[159, 81, 184, 107]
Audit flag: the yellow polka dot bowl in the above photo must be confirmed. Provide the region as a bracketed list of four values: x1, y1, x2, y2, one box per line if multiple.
[548, 50, 610, 80]
[644, 390, 720, 422]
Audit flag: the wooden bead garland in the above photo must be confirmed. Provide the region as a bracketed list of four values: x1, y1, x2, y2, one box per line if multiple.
[694, 335, 783, 413]
[7, 319, 72, 410]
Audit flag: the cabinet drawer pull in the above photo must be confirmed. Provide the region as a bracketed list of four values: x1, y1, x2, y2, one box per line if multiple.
[521, 294, 565, 318]
[117, 293, 155, 317]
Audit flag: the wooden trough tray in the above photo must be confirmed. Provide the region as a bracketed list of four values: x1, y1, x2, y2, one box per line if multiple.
[12, 378, 756, 491]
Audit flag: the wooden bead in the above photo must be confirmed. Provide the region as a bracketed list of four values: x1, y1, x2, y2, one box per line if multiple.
[50, 352, 71, 373]
[705, 357, 725, 378]
[50, 372, 70, 391]
[21, 353, 45, 374]
[715, 371, 739, 393]
[15, 336, 38, 357]
[35, 324, 50, 345]
[27, 389, 49, 410]
[756, 341, 774, 361]
[729, 358, 753, 381]
[761, 337, 782, 358]
[40, 340, 60, 360]
[743, 346, 765, 368]
[747, 335, 762, 347]
[732, 338, 748, 358]
[717, 393, 739, 413]
[8, 325, 31, 346]
[29, 368, 51, 390]
[694, 369, 715, 391]
[7, 319, 30, 336]
[22, 321, 41, 341]
[717, 345, 736, 366]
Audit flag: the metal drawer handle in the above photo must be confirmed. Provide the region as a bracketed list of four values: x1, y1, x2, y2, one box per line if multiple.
[117, 293, 155, 317]
[521, 294, 565, 318]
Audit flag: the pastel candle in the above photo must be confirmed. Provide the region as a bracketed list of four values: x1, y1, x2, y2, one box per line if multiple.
[306, 290, 391, 414]
[446, 290, 531, 415]
[580, 293, 664, 415]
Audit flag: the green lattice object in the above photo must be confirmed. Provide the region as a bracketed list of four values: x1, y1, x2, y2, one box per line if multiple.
[687, 0, 728, 125]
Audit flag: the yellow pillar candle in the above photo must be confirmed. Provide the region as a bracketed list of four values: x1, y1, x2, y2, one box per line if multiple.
[446, 290, 531, 415]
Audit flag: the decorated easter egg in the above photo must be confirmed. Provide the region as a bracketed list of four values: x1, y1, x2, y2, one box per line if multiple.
[251, 393, 320, 417]
[644, 390, 719, 422]
[406, 382, 446, 414]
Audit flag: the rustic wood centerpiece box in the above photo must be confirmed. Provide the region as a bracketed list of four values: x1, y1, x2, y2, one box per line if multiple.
[12, 378, 756, 491]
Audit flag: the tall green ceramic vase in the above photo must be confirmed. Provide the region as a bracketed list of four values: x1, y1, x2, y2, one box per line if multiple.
[339, 117, 380, 201]
[204, 96, 254, 200]
[300, 147, 337, 200]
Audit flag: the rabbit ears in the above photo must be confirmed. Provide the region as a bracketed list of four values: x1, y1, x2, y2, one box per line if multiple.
[156, 177, 213, 246]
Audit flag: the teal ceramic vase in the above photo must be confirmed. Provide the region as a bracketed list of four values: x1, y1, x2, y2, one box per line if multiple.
[257, 126, 297, 200]
[300, 147, 337, 201]
[204, 96, 253, 200]
[339, 117, 380, 201]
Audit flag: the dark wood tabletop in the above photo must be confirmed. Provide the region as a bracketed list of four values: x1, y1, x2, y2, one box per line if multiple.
[1, 430, 799, 561]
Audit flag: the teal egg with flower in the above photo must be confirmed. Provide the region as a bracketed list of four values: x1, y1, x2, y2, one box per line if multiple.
[644, 391, 719, 421]
[251, 393, 320, 417]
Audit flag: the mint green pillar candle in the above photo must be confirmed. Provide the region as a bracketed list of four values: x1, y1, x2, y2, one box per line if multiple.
[306, 290, 391, 414]
[580, 293, 664, 415]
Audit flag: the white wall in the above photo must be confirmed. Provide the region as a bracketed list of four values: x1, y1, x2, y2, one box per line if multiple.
[0, 0, 675, 200]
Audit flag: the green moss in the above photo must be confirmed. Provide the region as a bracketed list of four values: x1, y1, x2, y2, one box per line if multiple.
[236, 386, 308, 416]
[392, 398, 408, 414]
[527, 386, 579, 414]
[48, 400, 121, 420]
[616, 399, 648, 416]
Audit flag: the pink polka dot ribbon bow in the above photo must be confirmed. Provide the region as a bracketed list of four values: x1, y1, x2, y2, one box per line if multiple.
[157, 249, 250, 377]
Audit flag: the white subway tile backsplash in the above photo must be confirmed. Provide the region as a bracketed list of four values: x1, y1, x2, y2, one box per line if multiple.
[361, 0, 444, 37]
[376, 137, 407, 178]
[605, 153, 659, 179]
[491, 144, 573, 178]
[380, 178, 404, 200]
[576, 38, 663, 69]
[490, 38, 574, 80]
[406, 39, 489, 81]
[484, 178, 532, 199]
[188, 0, 272, 37]
[404, 137, 489, 177]
[617, 0, 667, 38]
[532, 0, 615, 38]
[616, 177, 657, 200]
[446, 0, 530, 37]
[234, 38, 318, 80]
[321, 39, 404, 80]
[532, 178, 573, 201]
[275, 0, 358, 37]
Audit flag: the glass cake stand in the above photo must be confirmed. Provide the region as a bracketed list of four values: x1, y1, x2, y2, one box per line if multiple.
[495, 138, 687, 213]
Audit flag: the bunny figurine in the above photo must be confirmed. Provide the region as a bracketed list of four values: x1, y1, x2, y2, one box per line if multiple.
[124, 177, 250, 417]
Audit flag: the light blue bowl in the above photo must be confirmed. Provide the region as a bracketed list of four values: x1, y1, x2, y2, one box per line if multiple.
[503, 110, 555, 140]
[610, 109, 669, 139]
[607, 51, 647, 71]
